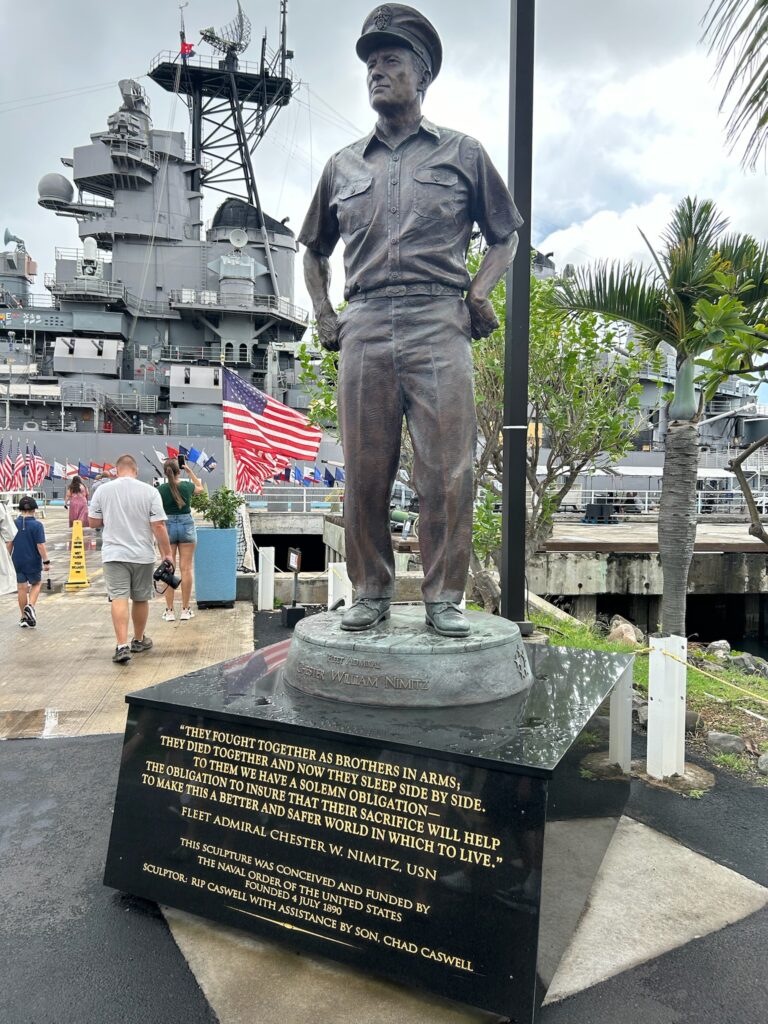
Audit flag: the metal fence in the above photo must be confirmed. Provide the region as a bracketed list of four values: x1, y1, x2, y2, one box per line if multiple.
[571, 486, 768, 516]
[241, 485, 345, 513]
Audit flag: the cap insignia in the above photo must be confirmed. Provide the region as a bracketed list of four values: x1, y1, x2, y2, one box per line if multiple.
[374, 6, 393, 30]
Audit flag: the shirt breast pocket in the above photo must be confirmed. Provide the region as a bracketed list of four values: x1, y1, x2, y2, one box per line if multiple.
[412, 166, 459, 239]
[335, 177, 373, 236]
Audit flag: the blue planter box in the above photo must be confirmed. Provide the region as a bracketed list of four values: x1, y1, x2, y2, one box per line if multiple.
[193, 527, 237, 607]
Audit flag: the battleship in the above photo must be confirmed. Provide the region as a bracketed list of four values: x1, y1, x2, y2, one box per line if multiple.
[0, 1, 322, 483]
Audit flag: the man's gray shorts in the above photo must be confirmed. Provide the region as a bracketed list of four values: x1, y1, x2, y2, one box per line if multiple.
[103, 561, 154, 602]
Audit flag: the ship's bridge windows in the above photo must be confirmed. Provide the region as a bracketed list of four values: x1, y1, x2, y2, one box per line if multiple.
[224, 342, 233, 362]
[238, 343, 248, 363]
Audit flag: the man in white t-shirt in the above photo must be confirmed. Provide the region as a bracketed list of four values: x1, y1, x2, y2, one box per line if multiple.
[89, 453, 172, 664]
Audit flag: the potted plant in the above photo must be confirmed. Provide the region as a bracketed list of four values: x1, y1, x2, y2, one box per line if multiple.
[191, 486, 240, 608]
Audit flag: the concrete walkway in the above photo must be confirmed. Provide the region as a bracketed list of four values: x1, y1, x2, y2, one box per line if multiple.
[0, 508, 254, 739]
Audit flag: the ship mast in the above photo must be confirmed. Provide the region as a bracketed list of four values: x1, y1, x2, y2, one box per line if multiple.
[150, 1, 294, 297]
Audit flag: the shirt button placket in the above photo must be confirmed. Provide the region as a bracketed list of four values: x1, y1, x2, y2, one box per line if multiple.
[390, 152, 400, 280]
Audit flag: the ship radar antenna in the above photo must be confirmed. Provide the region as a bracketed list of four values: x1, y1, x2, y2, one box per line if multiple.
[200, 1, 252, 64]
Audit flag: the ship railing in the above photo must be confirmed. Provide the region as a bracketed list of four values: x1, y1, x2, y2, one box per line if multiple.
[149, 50, 275, 80]
[107, 139, 160, 168]
[55, 247, 112, 262]
[0, 291, 56, 310]
[45, 276, 126, 301]
[168, 289, 309, 323]
[60, 382, 158, 414]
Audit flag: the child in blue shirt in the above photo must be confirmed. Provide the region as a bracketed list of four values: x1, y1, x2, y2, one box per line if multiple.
[9, 496, 50, 628]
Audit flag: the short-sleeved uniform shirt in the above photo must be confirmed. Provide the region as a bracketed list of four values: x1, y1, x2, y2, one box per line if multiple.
[89, 477, 167, 564]
[158, 480, 195, 516]
[298, 118, 522, 299]
[11, 516, 44, 575]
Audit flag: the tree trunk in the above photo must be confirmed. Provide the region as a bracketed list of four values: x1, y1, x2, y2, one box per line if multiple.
[469, 548, 501, 613]
[658, 421, 699, 635]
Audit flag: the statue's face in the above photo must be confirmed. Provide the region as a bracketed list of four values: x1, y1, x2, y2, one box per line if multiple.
[366, 45, 421, 112]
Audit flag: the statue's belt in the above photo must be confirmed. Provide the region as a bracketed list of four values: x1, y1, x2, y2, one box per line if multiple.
[347, 283, 463, 302]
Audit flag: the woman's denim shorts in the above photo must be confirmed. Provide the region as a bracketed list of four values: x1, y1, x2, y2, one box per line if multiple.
[167, 513, 197, 545]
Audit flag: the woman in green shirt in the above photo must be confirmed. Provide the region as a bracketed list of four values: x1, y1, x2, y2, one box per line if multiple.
[158, 458, 204, 621]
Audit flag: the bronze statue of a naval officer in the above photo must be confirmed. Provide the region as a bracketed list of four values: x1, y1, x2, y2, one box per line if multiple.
[300, 4, 521, 637]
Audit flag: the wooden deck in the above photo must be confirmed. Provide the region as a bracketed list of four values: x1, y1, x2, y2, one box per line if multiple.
[0, 509, 254, 739]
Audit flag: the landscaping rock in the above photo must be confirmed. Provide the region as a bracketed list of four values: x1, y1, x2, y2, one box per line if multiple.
[757, 754, 768, 777]
[609, 614, 644, 643]
[590, 619, 610, 638]
[631, 689, 646, 710]
[607, 622, 640, 646]
[690, 655, 725, 674]
[750, 657, 768, 680]
[707, 731, 746, 755]
[685, 710, 704, 734]
[705, 640, 731, 660]
[726, 653, 761, 676]
[636, 704, 649, 727]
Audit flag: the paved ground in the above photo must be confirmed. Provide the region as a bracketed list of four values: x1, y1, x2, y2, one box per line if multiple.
[0, 508, 254, 739]
[549, 518, 767, 551]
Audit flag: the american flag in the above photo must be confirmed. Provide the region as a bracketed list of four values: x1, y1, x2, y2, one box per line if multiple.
[31, 444, 47, 486]
[12, 441, 24, 490]
[233, 444, 288, 494]
[222, 367, 321, 462]
[0, 440, 5, 490]
[1, 442, 12, 491]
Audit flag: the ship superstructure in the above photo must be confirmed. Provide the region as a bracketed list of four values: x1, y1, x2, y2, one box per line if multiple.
[0, 1, 308, 440]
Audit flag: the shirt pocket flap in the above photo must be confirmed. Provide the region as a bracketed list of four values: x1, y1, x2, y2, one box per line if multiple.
[413, 167, 459, 187]
[337, 177, 373, 201]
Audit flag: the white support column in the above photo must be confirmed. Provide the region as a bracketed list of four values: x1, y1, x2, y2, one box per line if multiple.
[223, 438, 236, 491]
[647, 633, 687, 780]
[328, 561, 353, 610]
[258, 546, 275, 611]
[608, 662, 633, 773]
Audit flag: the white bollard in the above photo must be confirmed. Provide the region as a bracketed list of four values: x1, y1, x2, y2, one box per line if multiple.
[646, 633, 687, 780]
[258, 546, 275, 611]
[608, 663, 633, 773]
[328, 561, 354, 609]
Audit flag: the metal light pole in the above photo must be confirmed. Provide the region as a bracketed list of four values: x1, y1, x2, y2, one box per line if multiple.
[501, 0, 535, 630]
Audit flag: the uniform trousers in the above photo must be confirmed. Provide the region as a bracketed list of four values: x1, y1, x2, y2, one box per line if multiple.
[337, 294, 476, 605]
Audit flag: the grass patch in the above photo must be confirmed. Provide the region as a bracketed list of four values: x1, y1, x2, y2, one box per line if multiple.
[712, 753, 752, 774]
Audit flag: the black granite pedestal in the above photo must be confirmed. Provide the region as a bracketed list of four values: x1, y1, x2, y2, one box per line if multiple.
[104, 643, 632, 1022]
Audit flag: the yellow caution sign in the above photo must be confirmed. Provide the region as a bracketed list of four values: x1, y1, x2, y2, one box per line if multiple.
[65, 520, 90, 591]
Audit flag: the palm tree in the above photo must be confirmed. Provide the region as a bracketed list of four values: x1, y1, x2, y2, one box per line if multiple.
[703, 0, 768, 169]
[551, 197, 768, 635]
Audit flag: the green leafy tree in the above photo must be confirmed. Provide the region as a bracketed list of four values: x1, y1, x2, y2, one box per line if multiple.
[703, 0, 768, 168]
[551, 196, 768, 634]
[692, 286, 768, 544]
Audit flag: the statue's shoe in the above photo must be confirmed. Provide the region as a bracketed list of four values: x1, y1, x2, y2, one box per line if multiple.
[340, 597, 391, 631]
[425, 602, 470, 638]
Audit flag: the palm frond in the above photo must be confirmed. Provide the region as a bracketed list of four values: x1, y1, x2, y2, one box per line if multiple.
[551, 261, 673, 347]
[725, 236, 768, 308]
[703, 0, 768, 168]
[661, 197, 729, 283]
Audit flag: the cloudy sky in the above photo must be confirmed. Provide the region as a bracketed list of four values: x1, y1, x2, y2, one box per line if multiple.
[1, 0, 764, 310]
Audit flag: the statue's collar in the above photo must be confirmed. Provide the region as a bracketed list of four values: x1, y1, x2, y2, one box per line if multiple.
[363, 117, 440, 153]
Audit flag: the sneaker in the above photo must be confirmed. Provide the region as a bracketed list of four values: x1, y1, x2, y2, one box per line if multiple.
[19, 619, 28, 628]
[162, 608, 176, 622]
[112, 644, 132, 664]
[130, 635, 153, 653]
[23, 604, 37, 628]
[180, 607, 194, 621]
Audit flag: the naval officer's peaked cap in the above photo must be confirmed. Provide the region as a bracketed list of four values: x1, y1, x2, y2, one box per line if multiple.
[356, 4, 443, 80]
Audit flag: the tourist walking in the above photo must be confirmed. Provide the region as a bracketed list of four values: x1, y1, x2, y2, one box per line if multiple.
[157, 458, 204, 621]
[0, 496, 18, 597]
[66, 475, 90, 528]
[9, 496, 50, 628]
[88, 454, 172, 664]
